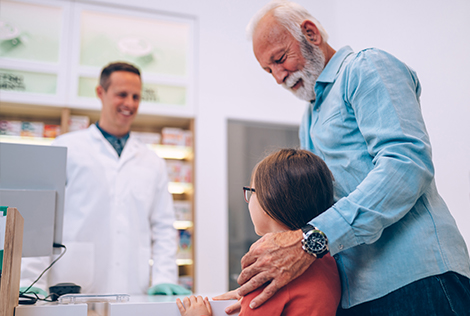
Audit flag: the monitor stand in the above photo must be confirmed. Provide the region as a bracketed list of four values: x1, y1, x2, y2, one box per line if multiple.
[0, 207, 24, 316]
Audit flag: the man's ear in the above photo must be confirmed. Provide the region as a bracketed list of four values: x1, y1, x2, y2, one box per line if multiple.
[96, 85, 104, 99]
[301, 20, 322, 45]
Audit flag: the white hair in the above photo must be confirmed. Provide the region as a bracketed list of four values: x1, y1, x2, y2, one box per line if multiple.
[246, 0, 329, 43]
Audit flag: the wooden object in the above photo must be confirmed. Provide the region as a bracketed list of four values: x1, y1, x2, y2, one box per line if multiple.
[61, 108, 71, 134]
[0, 207, 24, 316]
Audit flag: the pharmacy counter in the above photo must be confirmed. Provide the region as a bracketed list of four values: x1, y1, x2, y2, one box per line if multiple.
[15, 295, 238, 316]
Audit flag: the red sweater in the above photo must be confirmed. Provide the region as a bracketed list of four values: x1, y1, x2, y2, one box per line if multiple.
[239, 254, 341, 316]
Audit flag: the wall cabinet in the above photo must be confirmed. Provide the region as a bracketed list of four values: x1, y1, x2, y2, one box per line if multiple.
[0, 0, 195, 117]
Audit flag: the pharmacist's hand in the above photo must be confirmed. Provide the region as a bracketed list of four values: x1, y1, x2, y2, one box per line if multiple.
[212, 289, 241, 315]
[237, 230, 315, 309]
[148, 283, 191, 295]
[177, 296, 212, 316]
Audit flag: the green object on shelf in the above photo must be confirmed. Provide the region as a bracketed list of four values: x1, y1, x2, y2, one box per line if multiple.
[20, 286, 48, 297]
[147, 283, 192, 296]
[1, 206, 7, 271]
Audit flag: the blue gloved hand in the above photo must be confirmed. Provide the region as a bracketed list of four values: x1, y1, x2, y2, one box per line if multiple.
[147, 283, 192, 296]
[20, 286, 48, 297]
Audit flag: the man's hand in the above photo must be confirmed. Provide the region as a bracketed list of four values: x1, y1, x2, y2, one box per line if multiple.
[237, 229, 316, 309]
[212, 289, 241, 315]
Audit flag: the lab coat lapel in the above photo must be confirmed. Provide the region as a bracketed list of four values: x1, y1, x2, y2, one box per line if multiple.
[118, 137, 138, 168]
[89, 125, 119, 160]
[89, 125, 136, 166]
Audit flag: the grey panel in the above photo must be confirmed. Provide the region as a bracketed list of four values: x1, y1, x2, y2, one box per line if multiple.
[0, 142, 67, 257]
[0, 189, 55, 257]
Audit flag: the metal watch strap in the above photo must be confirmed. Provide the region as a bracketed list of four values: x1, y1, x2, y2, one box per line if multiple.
[301, 224, 314, 234]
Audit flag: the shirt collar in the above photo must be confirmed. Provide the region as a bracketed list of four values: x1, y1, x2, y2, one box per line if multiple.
[95, 122, 130, 141]
[316, 46, 354, 84]
[95, 122, 130, 156]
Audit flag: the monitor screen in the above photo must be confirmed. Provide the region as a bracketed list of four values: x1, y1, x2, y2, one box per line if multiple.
[0, 142, 66, 257]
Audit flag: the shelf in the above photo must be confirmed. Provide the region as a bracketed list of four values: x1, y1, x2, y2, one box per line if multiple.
[168, 182, 193, 195]
[148, 144, 193, 160]
[176, 259, 194, 266]
[0, 135, 55, 146]
[173, 221, 193, 230]
[0, 136, 193, 161]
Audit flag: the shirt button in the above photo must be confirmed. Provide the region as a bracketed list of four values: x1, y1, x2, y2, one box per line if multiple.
[338, 244, 344, 250]
[333, 254, 339, 260]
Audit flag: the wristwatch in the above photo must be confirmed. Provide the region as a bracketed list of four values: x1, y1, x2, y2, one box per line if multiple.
[301, 224, 329, 258]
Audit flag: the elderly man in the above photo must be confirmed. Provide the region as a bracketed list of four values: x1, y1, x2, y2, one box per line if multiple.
[219, 1, 470, 315]
[21, 62, 190, 297]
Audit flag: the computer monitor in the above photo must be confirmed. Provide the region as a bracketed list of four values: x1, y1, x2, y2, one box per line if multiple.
[0, 142, 66, 257]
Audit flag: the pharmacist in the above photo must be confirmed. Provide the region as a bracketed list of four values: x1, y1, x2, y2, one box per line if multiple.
[21, 62, 190, 296]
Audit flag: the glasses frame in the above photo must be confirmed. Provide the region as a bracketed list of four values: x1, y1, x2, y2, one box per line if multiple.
[243, 186, 256, 203]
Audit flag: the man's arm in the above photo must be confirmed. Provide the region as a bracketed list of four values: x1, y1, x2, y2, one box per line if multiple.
[311, 49, 433, 256]
[149, 158, 178, 286]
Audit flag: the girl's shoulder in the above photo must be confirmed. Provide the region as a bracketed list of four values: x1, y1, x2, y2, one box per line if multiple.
[239, 254, 341, 316]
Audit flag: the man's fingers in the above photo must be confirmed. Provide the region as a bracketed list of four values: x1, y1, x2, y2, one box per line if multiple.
[224, 300, 241, 315]
[183, 296, 191, 307]
[240, 250, 257, 270]
[237, 272, 272, 297]
[238, 256, 272, 286]
[240, 235, 268, 269]
[212, 289, 240, 301]
[246, 281, 279, 309]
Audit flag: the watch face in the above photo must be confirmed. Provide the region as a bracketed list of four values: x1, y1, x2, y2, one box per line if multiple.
[305, 231, 327, 253]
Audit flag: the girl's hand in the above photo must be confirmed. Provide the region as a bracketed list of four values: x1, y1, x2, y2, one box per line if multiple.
[177, 295, 212, 316]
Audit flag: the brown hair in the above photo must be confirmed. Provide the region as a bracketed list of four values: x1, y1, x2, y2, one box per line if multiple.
[99, 62, 141, 91]
[252, 148, 334, 230]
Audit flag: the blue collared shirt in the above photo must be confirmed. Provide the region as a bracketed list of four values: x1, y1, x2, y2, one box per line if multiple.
[301, 46, 470, 308]
[95, 122, 129, 157]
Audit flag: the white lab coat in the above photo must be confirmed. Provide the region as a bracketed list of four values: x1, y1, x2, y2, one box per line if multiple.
[21, 125, 177, 294]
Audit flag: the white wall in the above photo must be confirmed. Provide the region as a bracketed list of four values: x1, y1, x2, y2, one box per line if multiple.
[89, 0, 470, 294]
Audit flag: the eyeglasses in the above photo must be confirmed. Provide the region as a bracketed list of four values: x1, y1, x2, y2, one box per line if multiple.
[243, 186, 255, 203]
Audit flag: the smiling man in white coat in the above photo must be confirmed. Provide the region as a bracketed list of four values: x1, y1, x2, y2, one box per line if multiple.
[21, 62, 190, 296]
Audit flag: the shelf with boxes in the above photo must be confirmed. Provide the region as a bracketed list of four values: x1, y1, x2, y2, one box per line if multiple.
[0, 102, 196, 291]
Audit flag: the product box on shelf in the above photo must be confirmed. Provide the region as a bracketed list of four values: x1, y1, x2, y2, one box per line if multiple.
[161, 128, 192, 147]
[182, 130, 193, 147]
[69, 115, 90, 132]
[21, 121, 44, 137]
[166, 161, 192, 183]
[177, 229, 192, 260]
[174, 201, 192, 222]
[132, 131, 161, 145]
[0, 120, 21, 136]
[161, 127, 183, 146]
[44, 125, 61, 138]
[178, 275, 193, 291]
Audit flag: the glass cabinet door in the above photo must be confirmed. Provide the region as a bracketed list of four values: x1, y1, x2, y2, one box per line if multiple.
[227, 120, 300, 290]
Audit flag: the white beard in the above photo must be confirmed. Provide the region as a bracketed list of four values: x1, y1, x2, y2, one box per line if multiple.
[282, 37, 325, 102]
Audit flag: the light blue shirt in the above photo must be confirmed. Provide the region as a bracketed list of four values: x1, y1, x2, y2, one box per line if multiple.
[301, 46, 470, 308]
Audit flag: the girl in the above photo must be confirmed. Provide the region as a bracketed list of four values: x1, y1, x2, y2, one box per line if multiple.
[177, 149, 341, 316]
